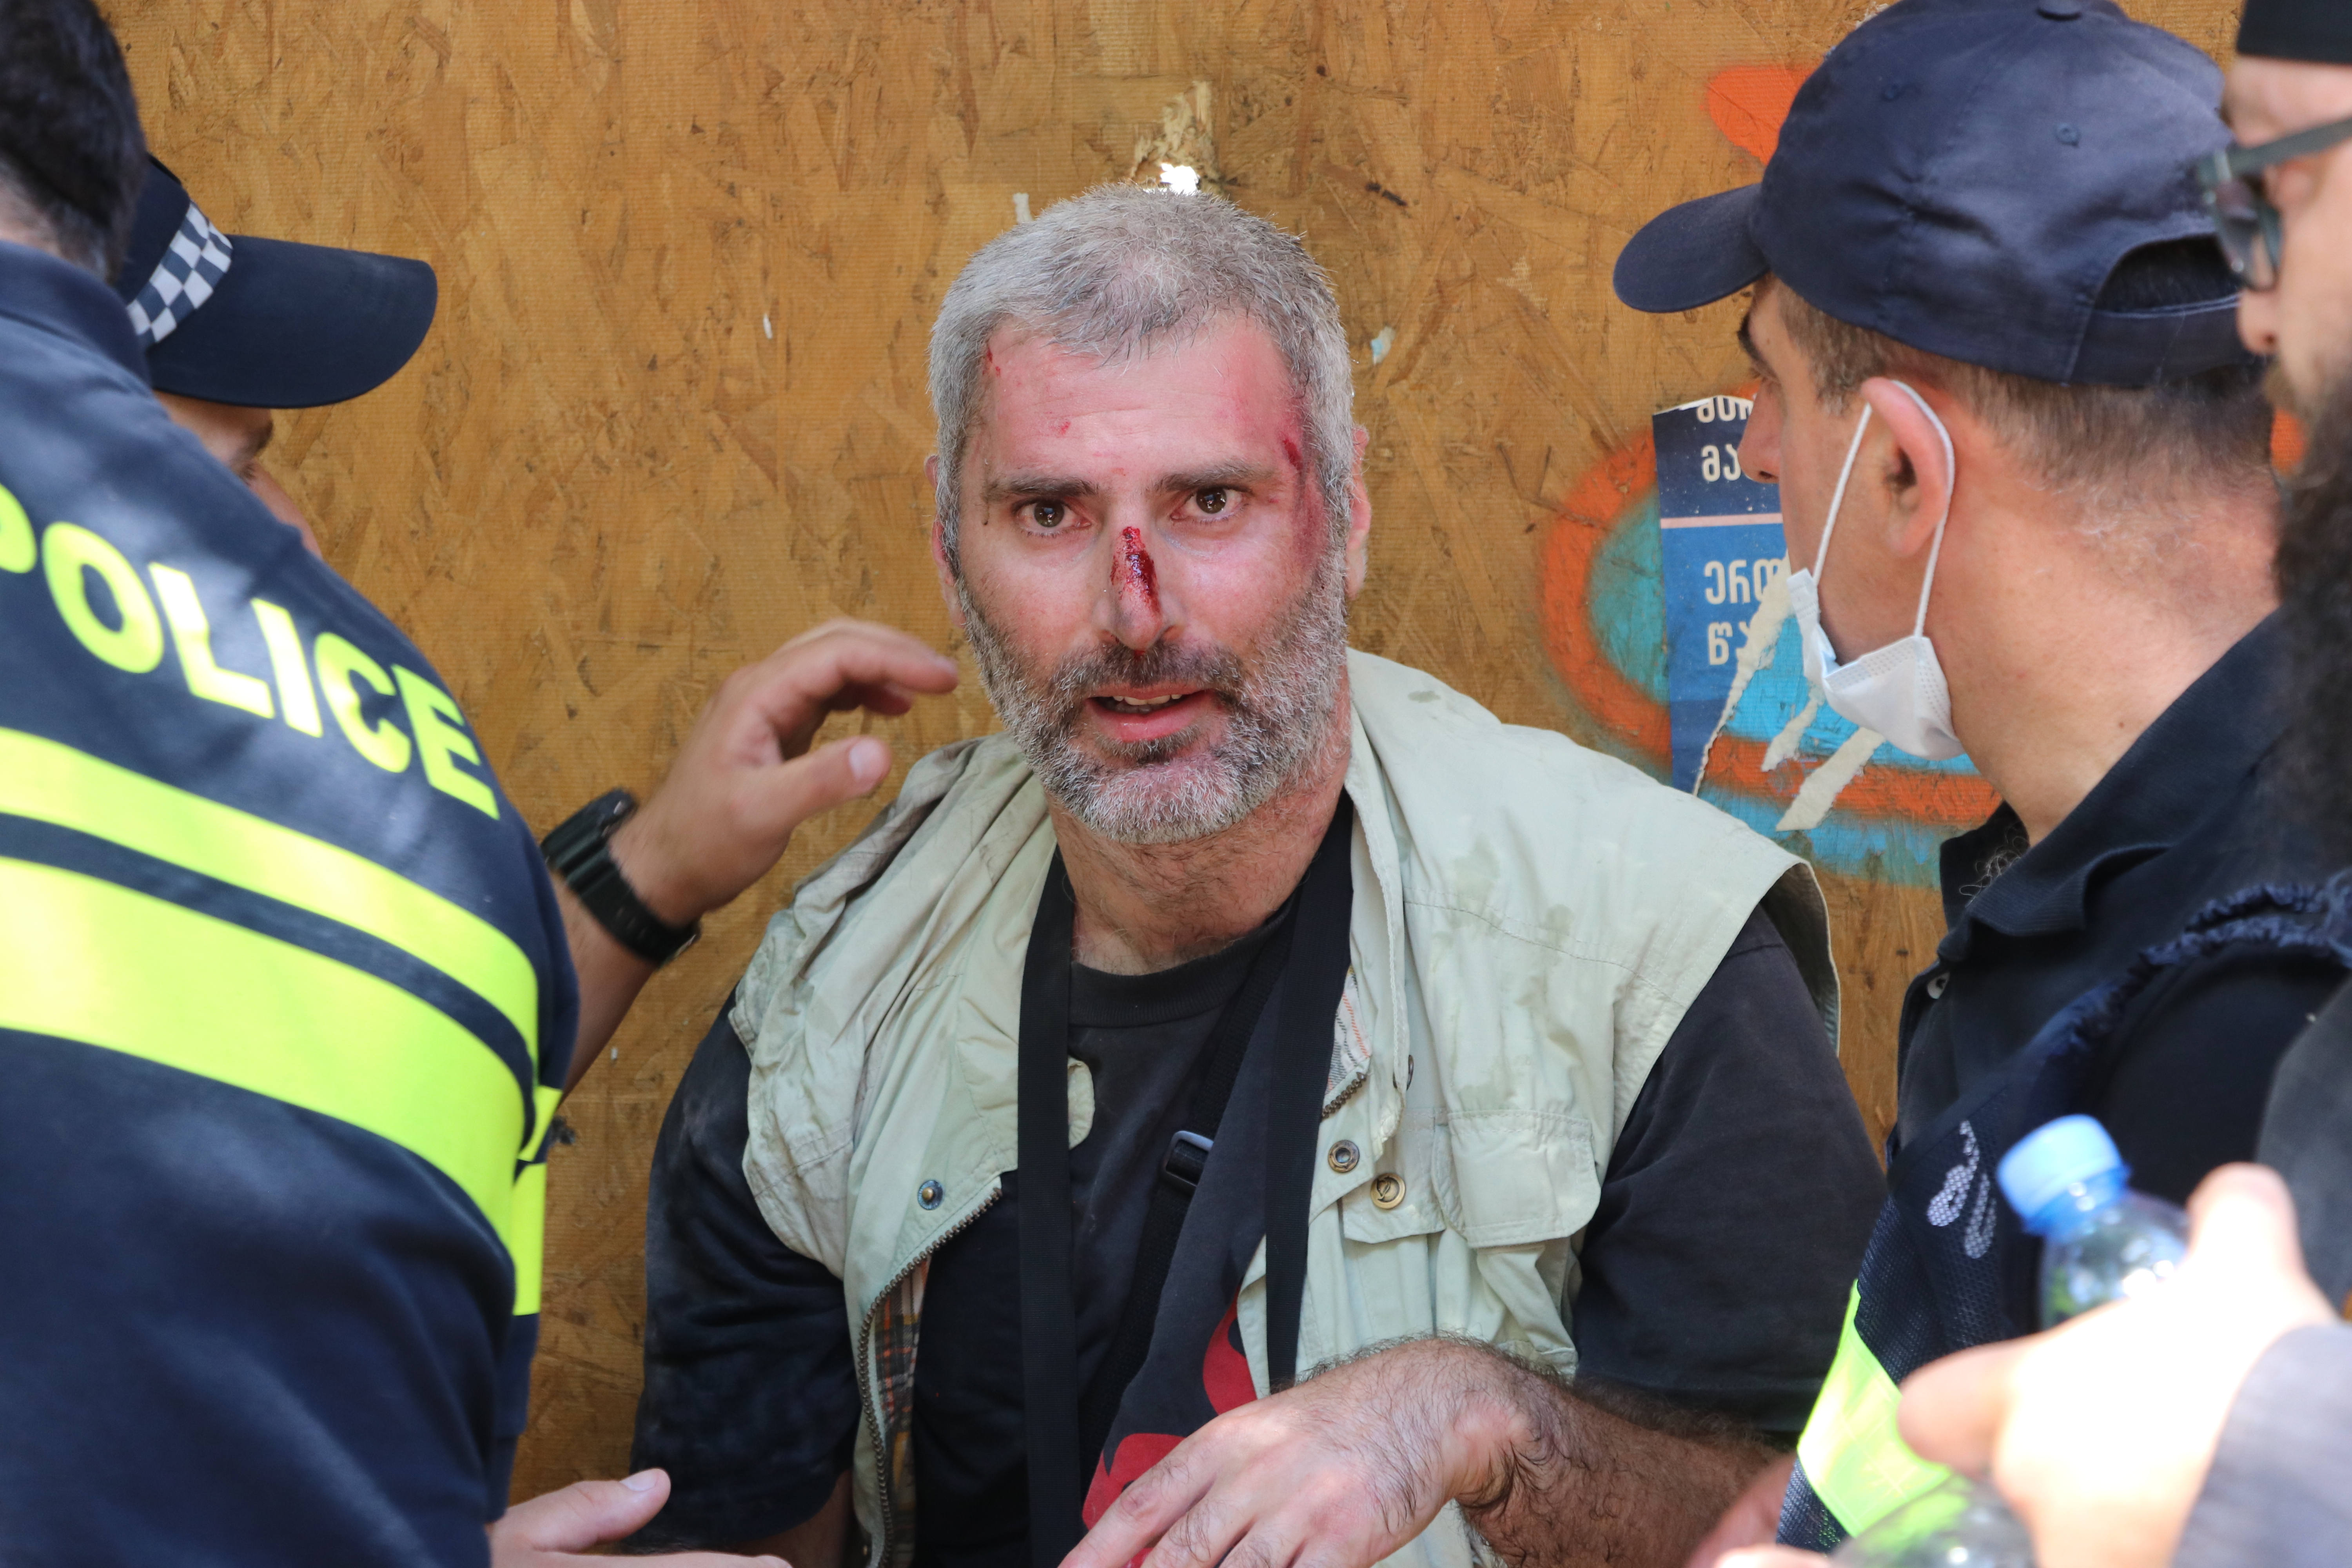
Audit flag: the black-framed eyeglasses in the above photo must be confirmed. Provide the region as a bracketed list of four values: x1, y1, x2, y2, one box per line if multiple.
[2196, 113, 2352, 291]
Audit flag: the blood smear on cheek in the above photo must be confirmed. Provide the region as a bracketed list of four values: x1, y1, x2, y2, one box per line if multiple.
[1119, 526, 1158, 606]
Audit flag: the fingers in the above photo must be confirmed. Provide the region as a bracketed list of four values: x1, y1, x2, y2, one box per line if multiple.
[1214, 1519, 1310, 1568]
[1065, 1447, 1218, 1568]
[614, 621, 953, 922]
[496, 1470, 673, 1553]
[1896, 1338, 2030, 1475]
[490, 1471, 790, 1567]
[1139, 1477, 1256, 1568]
[739, 622, 959, 749]
[2184, 1163, 2307, 1278]
[742, 734, 896, 840]
[2180, 1161, 2336, 1334]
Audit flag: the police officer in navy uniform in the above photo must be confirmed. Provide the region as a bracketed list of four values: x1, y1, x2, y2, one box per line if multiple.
[1611, 0, 2350, 1559]
[0, 5, 959, 1564]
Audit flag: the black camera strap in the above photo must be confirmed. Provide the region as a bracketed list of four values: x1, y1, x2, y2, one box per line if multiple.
[1018, 798, 1355, 1568]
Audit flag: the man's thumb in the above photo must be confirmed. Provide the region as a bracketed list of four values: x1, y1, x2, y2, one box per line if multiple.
[500, 1470, 672, 1553]
[753, 735, 894, 835]
[2184, 1163, 2308, 1281]
[1896, 1337, 2029, 1474]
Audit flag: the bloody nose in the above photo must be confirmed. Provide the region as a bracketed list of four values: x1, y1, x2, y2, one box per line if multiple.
[1118, 526, 1159, 609]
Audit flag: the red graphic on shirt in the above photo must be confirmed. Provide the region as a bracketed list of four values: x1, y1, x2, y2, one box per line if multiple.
[1119, 526, 1159, 609]
[1082, 1298, 1256, 1526]
[1198, 1299, 1256, 1414]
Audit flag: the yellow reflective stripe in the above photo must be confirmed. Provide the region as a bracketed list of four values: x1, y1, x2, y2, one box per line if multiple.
[0, 856, 524, 1248]
[510, 1161, 548, 1317]
[508, 1086, 562, 1315]
[1795, 1286, 1953, 1537]
[521, 1083, 563, 1163]
[0, 726, 537, 1063]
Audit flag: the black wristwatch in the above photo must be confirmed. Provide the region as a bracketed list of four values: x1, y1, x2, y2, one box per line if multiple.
[541, 789, 701, 965]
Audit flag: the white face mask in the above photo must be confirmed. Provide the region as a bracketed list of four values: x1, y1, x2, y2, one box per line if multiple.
[1782, 379, 1966, 762]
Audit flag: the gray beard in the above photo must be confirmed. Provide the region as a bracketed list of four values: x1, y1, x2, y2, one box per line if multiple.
[958, 552, 1351, 845]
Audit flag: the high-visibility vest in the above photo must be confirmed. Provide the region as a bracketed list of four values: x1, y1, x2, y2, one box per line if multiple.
[2, 465, 572, 1393]
[1779, 880, 2348, 1550]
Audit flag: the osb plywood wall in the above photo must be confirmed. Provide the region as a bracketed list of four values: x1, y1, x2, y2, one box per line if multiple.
[111, 0, 2242, 1498]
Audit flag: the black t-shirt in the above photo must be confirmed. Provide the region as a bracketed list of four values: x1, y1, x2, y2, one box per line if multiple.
[915, 917, 1285, 1568]
[1894, 617, 2345, 1206]
[631, 904, 1882, 1551]
[0, 240, 575, 1567]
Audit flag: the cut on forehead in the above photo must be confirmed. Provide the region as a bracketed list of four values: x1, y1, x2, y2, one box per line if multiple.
[928, 183, 1355, 568]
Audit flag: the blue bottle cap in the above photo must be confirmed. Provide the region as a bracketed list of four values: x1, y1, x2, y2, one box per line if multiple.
[1997, 1114, 2126, 1227]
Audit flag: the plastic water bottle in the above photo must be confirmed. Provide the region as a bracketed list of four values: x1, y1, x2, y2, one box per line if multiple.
[1998, 1114, 2189, 1325]
[1829, 1476, 2034, 1567]
[1829, 1116, 2190, 1566]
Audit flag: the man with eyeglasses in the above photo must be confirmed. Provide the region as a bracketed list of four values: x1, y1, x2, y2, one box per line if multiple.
[2204, 0, 2352, 1359]
[1722, 4, 2352, 1566]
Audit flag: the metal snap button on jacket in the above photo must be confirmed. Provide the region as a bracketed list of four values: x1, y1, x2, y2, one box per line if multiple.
[1370, 1172, 1406, 1210]
[1327, 1140, 1361, 1174]
[917, 1179, 944, 1209]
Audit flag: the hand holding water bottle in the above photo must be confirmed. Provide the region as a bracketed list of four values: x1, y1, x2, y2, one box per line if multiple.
[1895, 1161, 2334, 1568]
[1716, 1124, 2332, 1568]
[1800, 1117, 2192, 1568]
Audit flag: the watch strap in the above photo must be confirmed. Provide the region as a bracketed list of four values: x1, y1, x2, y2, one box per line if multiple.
[542, 788, 700, 965]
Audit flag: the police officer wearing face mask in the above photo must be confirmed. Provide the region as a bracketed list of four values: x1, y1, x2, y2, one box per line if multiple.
[1613, 0, 2349, 1558]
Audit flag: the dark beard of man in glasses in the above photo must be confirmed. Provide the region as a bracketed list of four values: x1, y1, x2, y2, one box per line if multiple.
[2276, 383, 2352, 854]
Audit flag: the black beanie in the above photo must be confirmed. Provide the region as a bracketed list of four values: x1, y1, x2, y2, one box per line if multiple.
[2239, 0, 2352, 65]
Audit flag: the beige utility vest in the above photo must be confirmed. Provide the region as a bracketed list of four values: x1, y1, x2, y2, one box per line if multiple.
[734, 650, 1837, 1568]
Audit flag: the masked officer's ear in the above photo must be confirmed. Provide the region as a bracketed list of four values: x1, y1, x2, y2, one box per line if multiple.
[1858, 376, 1958, 564]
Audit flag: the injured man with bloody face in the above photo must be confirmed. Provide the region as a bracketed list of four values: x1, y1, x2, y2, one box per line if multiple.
[627, 185, 1888, 1568]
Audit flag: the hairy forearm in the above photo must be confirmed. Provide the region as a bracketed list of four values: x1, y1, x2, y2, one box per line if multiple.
[1451, 1345, 1779, 1568]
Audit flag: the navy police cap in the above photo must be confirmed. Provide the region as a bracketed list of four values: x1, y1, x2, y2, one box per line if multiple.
[113, 158, 437, 409]
[1614, 0, 2255, 387]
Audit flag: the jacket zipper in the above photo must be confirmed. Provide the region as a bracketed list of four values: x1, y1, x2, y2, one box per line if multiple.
[856, 1186, 1001, 1568]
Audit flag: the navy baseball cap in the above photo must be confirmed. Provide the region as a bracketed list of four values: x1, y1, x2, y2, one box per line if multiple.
[113, 158, 437, 408]
[1614, 0, 2255, 387]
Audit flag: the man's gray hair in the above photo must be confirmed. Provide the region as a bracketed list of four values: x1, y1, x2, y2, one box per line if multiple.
[929, 184, 1355, 568]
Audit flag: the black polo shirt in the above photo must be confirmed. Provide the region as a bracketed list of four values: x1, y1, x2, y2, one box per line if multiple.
[1893, 615, 2344, 1203]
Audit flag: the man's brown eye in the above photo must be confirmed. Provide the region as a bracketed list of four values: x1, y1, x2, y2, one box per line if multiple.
[1197, 488, 1229, 515]
[1032, 501, 1066, 529]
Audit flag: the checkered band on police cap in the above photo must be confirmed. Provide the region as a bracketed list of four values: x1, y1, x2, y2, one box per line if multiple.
[127, 200, 234, 348]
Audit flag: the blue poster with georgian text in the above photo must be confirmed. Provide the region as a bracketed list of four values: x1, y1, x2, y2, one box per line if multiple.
[1655, 395, 1788, 790]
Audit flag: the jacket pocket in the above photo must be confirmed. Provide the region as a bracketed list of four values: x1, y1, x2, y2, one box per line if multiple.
[1429, 1109, 1599, 1249]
